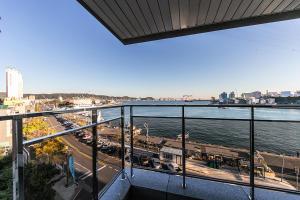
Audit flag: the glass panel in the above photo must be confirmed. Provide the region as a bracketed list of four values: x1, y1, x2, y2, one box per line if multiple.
[185, 119, 250, 185]
[24, 134, 86, 200]
[185, 106, 250, 120]
[97, 118, 122, 192]
[254, 108, 300, 192]
[23, 113, 94, 199]
[101, 107, 122, 120]
[133, 106, 181, 118]
[0, 118, 13, 200]
[254, 107, 300, 121]
[132, 117, 182, 174]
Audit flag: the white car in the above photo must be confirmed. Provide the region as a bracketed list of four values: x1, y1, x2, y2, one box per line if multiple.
[82, 134, 92, 140]
[151, 158, 160, 169]
[167, 163, 181, 172]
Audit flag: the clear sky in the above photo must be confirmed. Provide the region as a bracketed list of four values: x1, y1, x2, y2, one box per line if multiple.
[0, 1, 300, 99]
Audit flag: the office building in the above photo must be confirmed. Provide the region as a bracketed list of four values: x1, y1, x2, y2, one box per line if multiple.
[6, 68, 23, 99]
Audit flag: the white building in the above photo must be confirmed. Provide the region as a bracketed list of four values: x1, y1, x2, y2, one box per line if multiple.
[280, 91, 293, 97]
[159, 146, 182, 165]
[6, 68, 23, 99]
[182, 95, 193, 102]
[70, 98, 93, 107]
[267, 92, 280, 97]
[266, 98, 276, 105]
[0, 108, 12, 148]
[294, 91, 300, 97]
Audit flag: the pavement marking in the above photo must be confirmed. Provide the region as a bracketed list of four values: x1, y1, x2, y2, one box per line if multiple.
[61, 137, 107, 166]
[72, 188, 82, 200]
[81, 172, 93, 180]
[97, 165, 106, 172]
[79, 171, 92, 179]
[75, 162, 90, 172]
[62, 138, 93, 160]
[80, 165, 107, 180]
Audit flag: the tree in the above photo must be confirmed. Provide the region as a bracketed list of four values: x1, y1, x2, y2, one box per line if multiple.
[23, 118, 67, 199]
[23, 118, 67, 164]
[0, 154, 12, 200]
[24, 163, 59, 200]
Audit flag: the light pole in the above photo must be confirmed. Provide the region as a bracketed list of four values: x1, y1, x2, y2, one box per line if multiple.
[144, 122, 149, 150]
[295, 167, 299, 191]
[281, 154, 285, 182]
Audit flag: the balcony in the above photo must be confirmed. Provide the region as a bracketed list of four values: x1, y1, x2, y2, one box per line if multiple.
[0, 104, 300, 200]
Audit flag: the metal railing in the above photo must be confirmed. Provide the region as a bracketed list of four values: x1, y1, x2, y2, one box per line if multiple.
[0, 105, 123, 200]
[127, 104, 300, 200]
[1, 104, 300, 200]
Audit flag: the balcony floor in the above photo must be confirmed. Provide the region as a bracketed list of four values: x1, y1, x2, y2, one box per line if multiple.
[99, 168, 300, 200]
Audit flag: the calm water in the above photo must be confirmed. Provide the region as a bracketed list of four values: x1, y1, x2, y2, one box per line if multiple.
[101, 101, 300, 155]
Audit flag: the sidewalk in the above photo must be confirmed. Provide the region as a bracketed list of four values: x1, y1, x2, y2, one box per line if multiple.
[186, 159, 296, 190]
[53, 177, 78, 200]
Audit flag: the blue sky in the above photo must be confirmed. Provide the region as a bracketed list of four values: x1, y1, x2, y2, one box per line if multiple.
[0, 1, 300, 99]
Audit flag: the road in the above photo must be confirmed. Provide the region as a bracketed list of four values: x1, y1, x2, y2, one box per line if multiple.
[47, 117, 121, 200]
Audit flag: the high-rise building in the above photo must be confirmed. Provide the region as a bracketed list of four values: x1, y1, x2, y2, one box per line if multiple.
[0, 108, 12, 148]
[6, 68, 23, 99]
[219, 92, 228, 102]
[241, 91, 261, 99]
[267, 92, 280, 97]
[280, 91, 293, 97]
[229, 91, 235, 99]
[294, 91, 300, 97]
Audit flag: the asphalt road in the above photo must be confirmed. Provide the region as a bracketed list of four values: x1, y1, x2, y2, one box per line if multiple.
[47, 117, 121, 200]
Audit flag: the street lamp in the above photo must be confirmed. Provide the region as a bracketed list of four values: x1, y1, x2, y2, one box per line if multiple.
[144, 122, 149, 150]
[281, 154, 285, 182]
[295, 167, 299, 191]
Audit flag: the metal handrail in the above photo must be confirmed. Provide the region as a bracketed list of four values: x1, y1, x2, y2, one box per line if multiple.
[0, 104, 122, 121]
[127, 104, 300, 200]
[124, 104, 300, 108]
[2, 103, 300, 121]
[131, 115, 300, 123]
[5, 103, 300, 200]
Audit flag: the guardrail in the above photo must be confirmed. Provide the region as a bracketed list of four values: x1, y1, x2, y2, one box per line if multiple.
[1, 104, 300, 200]
[1, 105, 123, 200]
[127, 104, 300, 200]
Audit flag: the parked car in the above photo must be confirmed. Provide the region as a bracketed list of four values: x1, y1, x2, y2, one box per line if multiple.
[167, 163, 181, 172]
[79, 134, 91, 143]
[139, 155, 150, 167]
[76, 132, 85, 138]
[150, 158, 160, 169]
[86, 139, 93, 146]
[132, 155, 140, 165]
[100, 145, 116, 155]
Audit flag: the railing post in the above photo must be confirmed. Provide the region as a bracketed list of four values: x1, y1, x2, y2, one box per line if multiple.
[12, 117, 24, 200]
[130, 106, 134, 177]
[92, 109, 98, 200]
[121, 106, 125, 179]
[250, 106, 255, 200]
[182, 106, 186, 189]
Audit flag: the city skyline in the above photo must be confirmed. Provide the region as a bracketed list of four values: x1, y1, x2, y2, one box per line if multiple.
[1, 1, 300, 99]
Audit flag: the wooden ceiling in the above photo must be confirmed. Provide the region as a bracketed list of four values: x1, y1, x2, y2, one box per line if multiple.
[78, 0, 300, 44]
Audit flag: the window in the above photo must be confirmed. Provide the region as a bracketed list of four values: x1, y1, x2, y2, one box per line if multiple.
[163, 153, 172, 160]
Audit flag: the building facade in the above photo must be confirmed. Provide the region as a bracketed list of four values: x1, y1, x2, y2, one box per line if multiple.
[280, 91, 293, 97]
[6, 68, 23, 99]
[229, 91, 235, 99]
[219, 92, 228, 103]
[0, 108, 12, 148]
